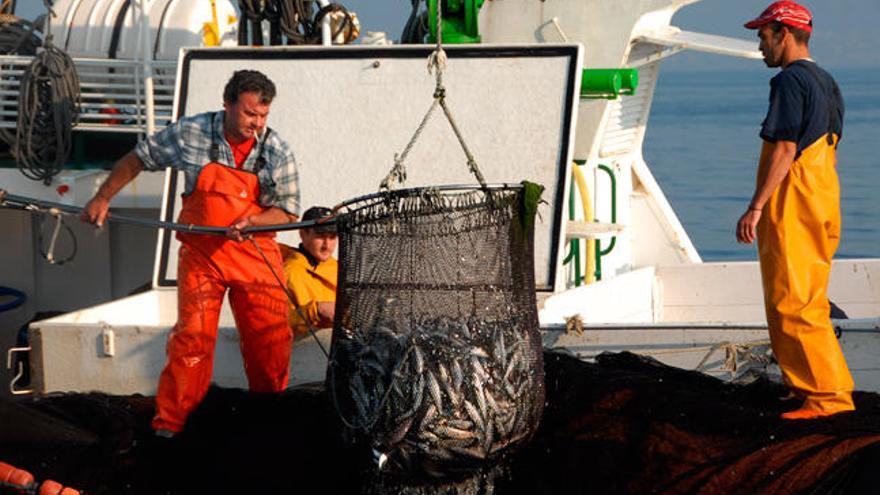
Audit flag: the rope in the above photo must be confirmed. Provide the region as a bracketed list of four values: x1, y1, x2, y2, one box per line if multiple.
[238, 0, 355, 46]
[693, 339, 773, 378]
[0, 13, 41, 55]
[36, 208, 77, 265]
[248, 237, 329, 359]
[15, 3, 80, 185]
[379, 0, 487, 191]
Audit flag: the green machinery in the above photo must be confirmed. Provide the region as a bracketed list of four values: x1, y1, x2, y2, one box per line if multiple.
[425, 1, 639, 99]
[427, 0, 485, 44]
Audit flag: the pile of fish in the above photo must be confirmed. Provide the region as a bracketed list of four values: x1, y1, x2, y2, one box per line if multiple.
[331, 314, 542, 478]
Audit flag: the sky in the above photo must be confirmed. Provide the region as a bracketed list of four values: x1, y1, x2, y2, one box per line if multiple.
[16, 0, 879, 70]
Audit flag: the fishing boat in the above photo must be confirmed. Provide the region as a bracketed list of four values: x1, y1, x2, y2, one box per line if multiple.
[1, 0, 878, 401]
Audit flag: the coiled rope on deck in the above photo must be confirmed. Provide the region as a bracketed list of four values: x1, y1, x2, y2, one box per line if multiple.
[15, 0, 80, 185]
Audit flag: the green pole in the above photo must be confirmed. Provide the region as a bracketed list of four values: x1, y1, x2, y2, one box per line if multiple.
[595, 164, 617, 280]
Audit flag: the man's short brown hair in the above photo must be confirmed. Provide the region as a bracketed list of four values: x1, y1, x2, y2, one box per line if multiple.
[771, 21, 811, 45]
[223, 70, 277, 104]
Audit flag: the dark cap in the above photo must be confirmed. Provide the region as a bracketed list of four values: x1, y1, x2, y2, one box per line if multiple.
[302, 206, 336, 234]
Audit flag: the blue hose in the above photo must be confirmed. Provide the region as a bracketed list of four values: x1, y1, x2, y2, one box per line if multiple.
[0, 286, 26, 312]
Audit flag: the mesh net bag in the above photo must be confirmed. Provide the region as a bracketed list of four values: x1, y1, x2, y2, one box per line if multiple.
[328, 184, 545, 480]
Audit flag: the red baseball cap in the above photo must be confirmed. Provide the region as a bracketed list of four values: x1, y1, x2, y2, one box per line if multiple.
[744, 1, 813, 33]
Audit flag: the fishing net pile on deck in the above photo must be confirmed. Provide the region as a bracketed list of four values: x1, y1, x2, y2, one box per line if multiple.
[5, 352, 880, 494]
[327, 185, 545, 480]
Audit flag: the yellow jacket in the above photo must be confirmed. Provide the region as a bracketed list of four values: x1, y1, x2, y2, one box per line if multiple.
[279, 243, 338, 337]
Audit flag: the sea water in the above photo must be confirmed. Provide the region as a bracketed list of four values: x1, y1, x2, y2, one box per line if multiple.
[644, 67, 879, 261]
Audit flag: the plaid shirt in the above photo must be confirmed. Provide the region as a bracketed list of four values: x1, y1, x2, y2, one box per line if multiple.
[136, 111, 300, 215]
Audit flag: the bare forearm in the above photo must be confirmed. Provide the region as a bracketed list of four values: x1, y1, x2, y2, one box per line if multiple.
[750, 141, 796, 210]
[82, 150, 144, 226]
[95, 151, 145, 201]
[228, 207, 298, 240]
[247, 207, 298, 227]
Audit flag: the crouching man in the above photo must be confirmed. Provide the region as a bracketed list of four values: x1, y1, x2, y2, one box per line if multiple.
[281, 206, 338, 336]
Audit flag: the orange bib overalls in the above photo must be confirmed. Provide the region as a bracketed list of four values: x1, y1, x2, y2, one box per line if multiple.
[152, 158, 292, 433]
[756, 134, 854, 414]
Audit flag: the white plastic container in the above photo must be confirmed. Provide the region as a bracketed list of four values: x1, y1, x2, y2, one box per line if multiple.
[48, 0, 239, 60]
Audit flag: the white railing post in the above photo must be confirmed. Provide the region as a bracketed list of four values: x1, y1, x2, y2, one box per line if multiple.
[138, 0, 156, 135]
[316, 0, 332, 46]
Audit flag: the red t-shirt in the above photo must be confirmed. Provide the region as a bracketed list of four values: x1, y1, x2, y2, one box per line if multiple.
[225, 132, 256, 169]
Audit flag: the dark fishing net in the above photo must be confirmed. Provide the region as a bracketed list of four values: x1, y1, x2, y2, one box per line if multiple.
[4, 353, 880, 494]
[327, 185, 546, 481]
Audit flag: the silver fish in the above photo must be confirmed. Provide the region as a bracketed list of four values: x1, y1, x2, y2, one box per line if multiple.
[463, 400, 485, 432]
[420, 404, 437, 432]
[437, 425, 477, 441]
[452, 359, 464, 394]
[474, 383, 488, 420]
[425, 370, 444, 412]
[470, 347, 490, 359]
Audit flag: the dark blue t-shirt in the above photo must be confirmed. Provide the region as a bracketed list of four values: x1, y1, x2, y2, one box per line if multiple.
[760, 60, 844, 159]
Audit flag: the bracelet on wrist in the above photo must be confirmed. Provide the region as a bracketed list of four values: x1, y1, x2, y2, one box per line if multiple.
[748, 207, 762, 212]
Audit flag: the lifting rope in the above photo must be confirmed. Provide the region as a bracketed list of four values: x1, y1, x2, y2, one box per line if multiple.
[15, 0, 80, 185]
[380, 0, 486, 191]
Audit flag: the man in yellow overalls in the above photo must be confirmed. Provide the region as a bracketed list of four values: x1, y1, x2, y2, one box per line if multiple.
[280, 206, 338, 337]
[737, 1, 854, 419]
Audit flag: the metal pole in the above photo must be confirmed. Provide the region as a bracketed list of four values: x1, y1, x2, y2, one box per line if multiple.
[316, 0, 332, 46]
[138, 0, 156, 135]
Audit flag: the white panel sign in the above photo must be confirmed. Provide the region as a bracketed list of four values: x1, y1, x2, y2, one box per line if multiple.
[156, 44, 581, 290]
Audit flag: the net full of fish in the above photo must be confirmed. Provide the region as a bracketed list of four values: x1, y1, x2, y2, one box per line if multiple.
[328, 185, 545, 480]
[332, 314, 540, 477]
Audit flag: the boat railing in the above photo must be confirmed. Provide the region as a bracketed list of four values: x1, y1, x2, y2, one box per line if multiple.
[0, 55, 177, 134]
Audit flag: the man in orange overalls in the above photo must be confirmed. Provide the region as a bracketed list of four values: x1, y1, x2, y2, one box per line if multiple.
[82, 70, 300, 435]
[737, 2, 854, 419]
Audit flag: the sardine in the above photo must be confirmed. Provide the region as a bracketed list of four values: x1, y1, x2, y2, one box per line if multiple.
[474, 383, 488, 419]
[425, 370, 444, 412]
[495, 328, 506, 368]
[437, 425, 477, 440]
[482, 415, 494, 455]
[452, 359, 464, 394]
[463, 400, 485, 432]
[420, 403, 437, 432]
[412, 344, 425, 375]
